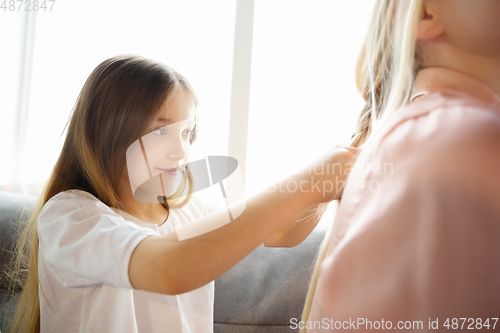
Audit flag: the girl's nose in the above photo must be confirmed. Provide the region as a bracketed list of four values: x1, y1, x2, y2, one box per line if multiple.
[167, 134, 188, 161]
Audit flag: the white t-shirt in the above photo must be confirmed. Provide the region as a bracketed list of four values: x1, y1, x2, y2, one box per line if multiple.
[37, 189, 218, 333]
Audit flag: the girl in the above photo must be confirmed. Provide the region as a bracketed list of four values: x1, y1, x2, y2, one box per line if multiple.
[302, 0, 500, 331]
[8, 55, 358, 332]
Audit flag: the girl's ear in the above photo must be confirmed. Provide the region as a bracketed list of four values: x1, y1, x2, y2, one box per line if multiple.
[417, 0, 445, 40]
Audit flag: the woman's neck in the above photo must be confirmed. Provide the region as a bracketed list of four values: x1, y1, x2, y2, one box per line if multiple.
[420, 41, 500, 98]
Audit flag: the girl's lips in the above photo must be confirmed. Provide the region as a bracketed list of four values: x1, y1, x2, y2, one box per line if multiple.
[156, 167, 181, 175]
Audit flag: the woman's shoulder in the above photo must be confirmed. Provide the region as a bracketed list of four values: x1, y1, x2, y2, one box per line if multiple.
[374, 93, 499, 150]
[368, 93, 500, 184]
[381, 93, 500, 146]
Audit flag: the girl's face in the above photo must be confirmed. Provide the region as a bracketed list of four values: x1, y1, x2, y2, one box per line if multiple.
[126, 88, 196, 202]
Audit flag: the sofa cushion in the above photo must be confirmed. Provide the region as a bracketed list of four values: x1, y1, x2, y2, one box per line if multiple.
[214, 227, 325, 332]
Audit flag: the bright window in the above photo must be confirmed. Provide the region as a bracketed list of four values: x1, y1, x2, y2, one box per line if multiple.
[246, 0, 372, 196]
[2, 0, 373, 207]
[9, 0, 236, 190]
[0, 11, 24, 186]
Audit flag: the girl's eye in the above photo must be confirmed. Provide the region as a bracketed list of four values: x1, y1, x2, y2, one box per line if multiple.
[182, 129, 194, 139]
[152, 127, 168, 136]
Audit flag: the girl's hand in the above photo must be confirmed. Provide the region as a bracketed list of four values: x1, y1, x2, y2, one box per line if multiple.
[298, 146, 360, 203]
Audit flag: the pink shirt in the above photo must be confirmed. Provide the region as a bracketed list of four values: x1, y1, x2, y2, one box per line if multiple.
[308, 68, 500, 331]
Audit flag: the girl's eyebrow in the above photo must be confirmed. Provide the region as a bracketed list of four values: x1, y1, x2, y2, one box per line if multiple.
[156, 117, 171, 124]
[156, 118, 195, 125]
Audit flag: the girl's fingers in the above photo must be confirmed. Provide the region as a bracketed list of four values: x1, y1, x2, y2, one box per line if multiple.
[336, 145, 362, 156]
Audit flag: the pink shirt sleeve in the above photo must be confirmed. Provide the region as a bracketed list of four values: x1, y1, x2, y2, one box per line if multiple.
[309, 96, 500, 329]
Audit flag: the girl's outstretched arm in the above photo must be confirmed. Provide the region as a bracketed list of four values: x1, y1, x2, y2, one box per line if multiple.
[263, 146, 359, 248]
[263, 202, 327, 248]
[128, 146, 356, 295]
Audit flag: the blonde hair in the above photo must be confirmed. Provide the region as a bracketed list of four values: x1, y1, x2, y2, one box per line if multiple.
[301, 0, 423, 329]
[7, 55, 199, 333]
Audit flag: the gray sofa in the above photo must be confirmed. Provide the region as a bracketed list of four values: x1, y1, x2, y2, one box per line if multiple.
[0, 190, 325, 332]
[0, 191, 36, 333]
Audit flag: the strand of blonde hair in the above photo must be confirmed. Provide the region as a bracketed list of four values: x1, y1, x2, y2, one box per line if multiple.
[300, 1, 423, 330]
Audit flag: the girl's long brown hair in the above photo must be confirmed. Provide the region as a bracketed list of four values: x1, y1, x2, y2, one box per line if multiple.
[301, 0, 423, 329]
[7, 55, 199, 333]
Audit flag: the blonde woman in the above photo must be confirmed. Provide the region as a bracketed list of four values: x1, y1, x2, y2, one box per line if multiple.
[8, 55, 358, 333]
[301, 0, 500, 331]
